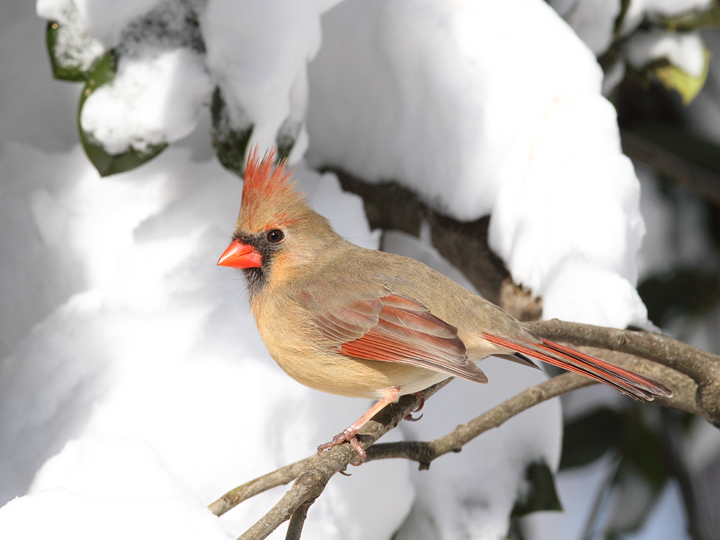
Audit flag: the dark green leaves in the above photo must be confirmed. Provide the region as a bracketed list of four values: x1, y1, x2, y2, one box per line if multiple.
[211, 86, 254, 176]
[560, 408, 624, 470]
[45, 20, 103, 82]
[46, 21, 85, 82]
[511, 461, 563, 518]
[558, 407, 681, 537]
[44, 4, 302, 180]
[78, 51, 167, 177]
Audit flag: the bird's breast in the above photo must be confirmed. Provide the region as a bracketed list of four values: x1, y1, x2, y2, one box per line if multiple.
[252, 293, 448, 399]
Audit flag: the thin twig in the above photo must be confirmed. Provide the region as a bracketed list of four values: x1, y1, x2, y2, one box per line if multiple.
[354, 353, 701, 466]
[209, 456, 317, 516]
[365, 372, 593, 466]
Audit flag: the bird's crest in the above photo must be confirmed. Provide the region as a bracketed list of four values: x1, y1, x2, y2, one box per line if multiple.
[239, 146, 306, 232]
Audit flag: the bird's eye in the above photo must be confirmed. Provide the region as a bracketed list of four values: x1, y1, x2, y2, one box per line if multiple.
[266, 229, 285, 244]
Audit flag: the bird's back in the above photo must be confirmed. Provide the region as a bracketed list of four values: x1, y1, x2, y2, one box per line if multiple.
[301, 242, 537, 360]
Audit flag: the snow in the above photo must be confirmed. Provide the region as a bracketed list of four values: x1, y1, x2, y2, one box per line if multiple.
[74, 0, 165, 49]
[0, 141, 412, 538]
[625, 30, 706, 78]
[307, 0, 646, 328]
[37, 0, 655, 329]
[0, 488, 236, 540]
[2, 0, 704, 537]
[36, 0, 72, 21]
[488, 92, 647, 326]
[80, 48, 212, 154]
[36, 0, 105, 73]
[200, 0, 324, 163]
[522, 455, 616, 540]
[308, 0, 602, 220]
[550, 0, 621, 55]
[621, 0, 714, 35]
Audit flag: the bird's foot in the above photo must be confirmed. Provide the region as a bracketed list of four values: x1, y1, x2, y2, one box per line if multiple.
[403, 391, 426, 422]
[318, 428, 366, 464]
[317, 389, 400, 465]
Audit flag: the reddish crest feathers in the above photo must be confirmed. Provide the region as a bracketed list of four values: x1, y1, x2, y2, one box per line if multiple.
[243, 147, 294, 201]
[239, 146, 303, 232]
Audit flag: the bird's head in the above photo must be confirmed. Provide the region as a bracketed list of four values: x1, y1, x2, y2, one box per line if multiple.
[217, 147, 336, 296]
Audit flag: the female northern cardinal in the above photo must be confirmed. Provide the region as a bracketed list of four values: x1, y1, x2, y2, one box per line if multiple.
[218, 148, 672, 461]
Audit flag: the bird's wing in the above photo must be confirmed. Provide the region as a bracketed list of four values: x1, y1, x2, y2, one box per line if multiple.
[300, 287, 487, 384]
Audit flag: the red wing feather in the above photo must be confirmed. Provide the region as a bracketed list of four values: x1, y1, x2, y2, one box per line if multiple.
[313, 293, 487, 383]
[483, 333, 672, 401]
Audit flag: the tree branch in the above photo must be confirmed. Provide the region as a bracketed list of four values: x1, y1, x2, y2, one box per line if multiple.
[210, 320, 719, 539]
[285, 499, 314, 540]
[231, 380, 451, 540]
[364, 347, 704, 466]
[209, 456, 317, 517]
[526, 319, 720, 426]
[364, 372, 593, 467]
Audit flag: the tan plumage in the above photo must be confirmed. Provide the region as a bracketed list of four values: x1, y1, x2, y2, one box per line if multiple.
[218, 147, 672, 461]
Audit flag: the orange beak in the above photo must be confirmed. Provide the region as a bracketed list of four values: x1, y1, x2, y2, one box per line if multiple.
[217, 239, 263, 269]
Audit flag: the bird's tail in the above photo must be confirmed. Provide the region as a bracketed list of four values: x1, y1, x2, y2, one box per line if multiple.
[483, 333, 673, 401]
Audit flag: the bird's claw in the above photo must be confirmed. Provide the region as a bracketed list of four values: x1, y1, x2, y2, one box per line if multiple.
[318, 428, 366, 464]
[403, 391, 426, 422]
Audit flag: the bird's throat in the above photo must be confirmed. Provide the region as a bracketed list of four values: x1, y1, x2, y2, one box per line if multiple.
[243, 266, 267, 299]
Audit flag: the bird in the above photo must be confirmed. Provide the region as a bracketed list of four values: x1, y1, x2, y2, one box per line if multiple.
[217, 147, 673, 462]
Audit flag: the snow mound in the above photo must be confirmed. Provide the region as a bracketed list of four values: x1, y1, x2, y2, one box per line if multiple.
[307, 0, 647, 328]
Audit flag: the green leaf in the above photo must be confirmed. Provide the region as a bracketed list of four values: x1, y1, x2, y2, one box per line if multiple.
[78, 51, 167, 177]
[211, 87, 253, 176]
[46, 20, 103, 82]
[511, 462, 563, 518]
[46, 21, 85, 81]
[621, 415, 669, 490]
[653, 47, 710, 105]
[560, 408, 624, 470]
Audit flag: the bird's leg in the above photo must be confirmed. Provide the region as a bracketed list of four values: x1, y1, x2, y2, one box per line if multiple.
[318, 387, 401, 463]
[404, 390, 426, 422]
